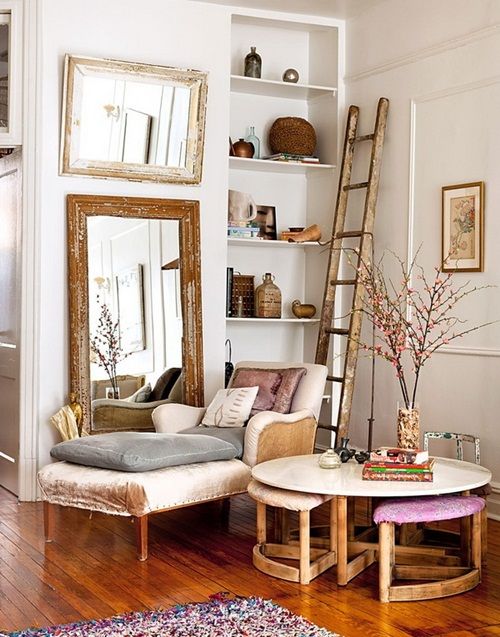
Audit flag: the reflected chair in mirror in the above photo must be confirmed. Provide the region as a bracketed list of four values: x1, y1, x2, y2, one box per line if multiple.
[91, 368, 182, 433]
[400, 431, 490, 562]
[38, 361, 328, 560]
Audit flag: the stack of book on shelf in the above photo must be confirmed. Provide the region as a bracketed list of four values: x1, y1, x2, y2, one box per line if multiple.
[263, 153, 320, 164]
[227, 225, 261, 239]
[362, 447, 434, 482]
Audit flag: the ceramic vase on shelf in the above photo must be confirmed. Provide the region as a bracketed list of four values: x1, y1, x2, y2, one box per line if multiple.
[255, 273, 281, 318]
[397, 402, 420, 449]
[244, 46, 262, 78]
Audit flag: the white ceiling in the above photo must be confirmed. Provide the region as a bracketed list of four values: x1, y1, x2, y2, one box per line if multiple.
[192, 0, 388, 20]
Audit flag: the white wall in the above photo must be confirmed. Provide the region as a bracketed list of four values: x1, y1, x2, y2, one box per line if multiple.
[346, 0, 500, 517]
[35, 0, 230, 469]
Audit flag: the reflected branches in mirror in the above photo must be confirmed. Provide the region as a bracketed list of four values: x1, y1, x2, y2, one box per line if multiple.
[60, 55, 208, 184]
[68, 195, 204, 434]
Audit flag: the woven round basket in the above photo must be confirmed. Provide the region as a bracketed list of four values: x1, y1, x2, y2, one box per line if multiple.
[268, 117, 317, 156]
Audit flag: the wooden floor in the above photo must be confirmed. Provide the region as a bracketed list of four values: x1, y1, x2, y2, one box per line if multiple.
[1, 487, 500, 636]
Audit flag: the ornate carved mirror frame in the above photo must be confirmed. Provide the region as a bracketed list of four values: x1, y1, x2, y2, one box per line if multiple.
[67, 194, 204, 434]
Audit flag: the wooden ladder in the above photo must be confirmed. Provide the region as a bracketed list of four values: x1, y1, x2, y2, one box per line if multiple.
[315, 97, 389, 445]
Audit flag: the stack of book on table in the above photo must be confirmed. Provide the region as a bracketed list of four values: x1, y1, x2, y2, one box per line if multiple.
[362, 447, 434, 482]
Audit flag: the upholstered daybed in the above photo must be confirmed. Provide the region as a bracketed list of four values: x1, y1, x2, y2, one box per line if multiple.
[38, 361, 327, 560]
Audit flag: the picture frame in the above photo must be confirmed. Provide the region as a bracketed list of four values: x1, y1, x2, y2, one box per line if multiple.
[116, 264, 146, 354]
[442, 181, 484, 272]
[256, 205, 277, 240]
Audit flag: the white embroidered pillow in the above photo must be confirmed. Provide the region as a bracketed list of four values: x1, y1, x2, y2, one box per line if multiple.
[201, 387, 259, 428]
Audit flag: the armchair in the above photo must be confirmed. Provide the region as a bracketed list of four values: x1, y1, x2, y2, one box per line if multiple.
[91, 368, 183, 433]
[38, 361, 327, 560]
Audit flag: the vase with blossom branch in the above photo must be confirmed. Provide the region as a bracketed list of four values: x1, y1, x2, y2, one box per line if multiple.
[90, 295, 129, 399]
[356, 250, 495, 449]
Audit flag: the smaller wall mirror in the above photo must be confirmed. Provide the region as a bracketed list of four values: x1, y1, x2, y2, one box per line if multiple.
[60, 55, 208, 184]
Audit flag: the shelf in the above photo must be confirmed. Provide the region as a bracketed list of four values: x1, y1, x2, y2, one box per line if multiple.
[227, 317, 320, 324]
[230, 75, 337, 100]
[227, 238, 321, 248]
[229, 156, 336, 173]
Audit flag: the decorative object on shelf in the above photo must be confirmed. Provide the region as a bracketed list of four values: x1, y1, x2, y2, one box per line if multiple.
[255, 205, 277, 240]
[228, 189, 257, 226]
[333, 437, 356, 463]
[442, 181, 484, 273]
[280, 229, 304, 241]
[291, 300, 317, 319]
[356, 250, 495, 449]
[255, 273, 282, 318]
[282, 68, 299, 83]
[225, 339, 234, 388]
[269, 117, 316, 156]
[287, 224, 321, 243]
[232, 138, 254, 158]
[226, 267, 233, 316]
[231, 274, 255, 317]
[244, 46, 262, 78]
[318, 448, 341, 469]
[397, 402, 420, 450]
[245, 126, 261, 159]
[229, 137, 235, 156]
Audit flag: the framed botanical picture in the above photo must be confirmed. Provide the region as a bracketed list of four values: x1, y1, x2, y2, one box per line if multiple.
[442, 181, 484, 272]
[256, 205, 277, 240]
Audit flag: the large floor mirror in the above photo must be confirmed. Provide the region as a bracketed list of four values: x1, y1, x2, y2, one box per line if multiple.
[67, 194, 204, 434]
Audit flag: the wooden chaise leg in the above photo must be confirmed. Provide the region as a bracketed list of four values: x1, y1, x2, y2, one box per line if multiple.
[135, 515, 149, 561]
[44, 501, 55, 542]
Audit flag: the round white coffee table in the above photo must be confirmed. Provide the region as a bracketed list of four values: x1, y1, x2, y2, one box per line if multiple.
[252, 454, 492, 585]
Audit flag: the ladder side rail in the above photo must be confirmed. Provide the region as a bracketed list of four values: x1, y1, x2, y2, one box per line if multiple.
[315, 106, 359, 365]
[335, 97, 389, 441]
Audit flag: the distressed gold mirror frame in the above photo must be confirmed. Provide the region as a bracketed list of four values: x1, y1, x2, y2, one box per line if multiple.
[67, 194, 204, 434]
[60, 55, 208, 184]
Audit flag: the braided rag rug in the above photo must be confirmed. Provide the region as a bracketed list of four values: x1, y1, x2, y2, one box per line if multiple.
[2, 594, 340, 637]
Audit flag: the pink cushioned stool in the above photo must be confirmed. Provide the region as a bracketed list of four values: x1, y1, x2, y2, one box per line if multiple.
[374, 496, 485, 602]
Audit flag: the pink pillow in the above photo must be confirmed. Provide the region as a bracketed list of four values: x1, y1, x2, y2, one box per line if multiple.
[273, 367, 307, 413]
[231, 369, 283, 415]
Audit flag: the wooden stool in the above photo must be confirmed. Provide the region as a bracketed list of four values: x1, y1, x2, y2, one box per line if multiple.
[374, 495, 485, 602]
[248, 478, 337, 584]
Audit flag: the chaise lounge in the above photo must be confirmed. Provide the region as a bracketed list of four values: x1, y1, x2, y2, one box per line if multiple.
[38, 360, 327, 560]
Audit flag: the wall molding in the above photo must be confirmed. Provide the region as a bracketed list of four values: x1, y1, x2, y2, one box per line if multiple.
[19, 0, 41, 501]
[407, 75, 500, 355]
[347, 23, 500, 83]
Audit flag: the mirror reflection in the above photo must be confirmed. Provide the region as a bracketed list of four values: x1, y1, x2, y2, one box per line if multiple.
[87, 216, 183, 432]
[0, 19, 9, 129]
[61, 56, 208, 183]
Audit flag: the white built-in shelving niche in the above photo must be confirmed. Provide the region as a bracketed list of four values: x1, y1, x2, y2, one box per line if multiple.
[227, 10, 341, 370]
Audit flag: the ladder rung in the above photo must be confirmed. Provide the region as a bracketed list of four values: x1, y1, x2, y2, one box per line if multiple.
[355, 134, 374, 142]
[344, 182, 369, 191]
[335, 230, 364, 239]
[331, 279, 356, 286]
[325, 327, 349, 335]
[327, 375, 344, 383]
[317, 423, 339, 432]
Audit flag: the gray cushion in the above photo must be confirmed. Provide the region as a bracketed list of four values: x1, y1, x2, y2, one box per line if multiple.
[181, 425, 246, 459]
[50, 432, 239, 472]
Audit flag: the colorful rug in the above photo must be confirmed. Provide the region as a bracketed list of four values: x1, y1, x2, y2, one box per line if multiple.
[2, 594, 340, 636]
